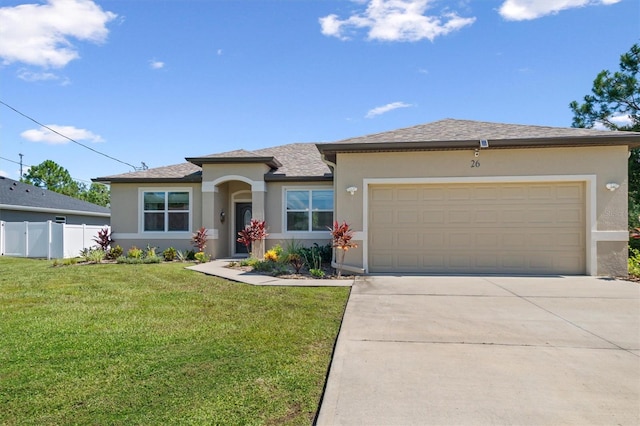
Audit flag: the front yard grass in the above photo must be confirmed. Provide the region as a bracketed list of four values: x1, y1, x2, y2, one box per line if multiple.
[0, 257, 350, 425]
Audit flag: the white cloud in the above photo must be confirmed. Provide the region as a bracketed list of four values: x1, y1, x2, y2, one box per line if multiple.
[320, 0, 476, 42]
[149, 60, 165, 69]
[0, 0, 117, 68]
[21, 125, 104, 145]
[0, 170, 8, 177]
[609, 114, 633, 126]
[17, 69, 70, 85]
[366, 101, 413, 118]
[498, 0, 621, 21]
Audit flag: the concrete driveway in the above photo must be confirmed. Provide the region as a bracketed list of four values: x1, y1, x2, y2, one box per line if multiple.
[316, 275, 640, 425]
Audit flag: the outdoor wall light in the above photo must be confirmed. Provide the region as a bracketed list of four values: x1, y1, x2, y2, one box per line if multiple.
[220, 209, 226, 223]
[346, 186, 358, 195]
[605, 183, 620, 191]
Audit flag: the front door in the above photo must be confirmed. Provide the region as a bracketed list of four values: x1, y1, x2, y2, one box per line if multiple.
[235, 203, 252, 254]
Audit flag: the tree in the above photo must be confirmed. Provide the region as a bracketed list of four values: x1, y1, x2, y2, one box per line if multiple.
[79, 183, 110, 207]
[22, 159, 80, 196]
[21, 159, 110, 207]
[569, 43, 640, 227]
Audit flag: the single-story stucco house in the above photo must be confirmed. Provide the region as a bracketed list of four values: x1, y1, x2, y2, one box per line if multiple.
[0, 176, 110, 225]
[94, 119, 640, 276]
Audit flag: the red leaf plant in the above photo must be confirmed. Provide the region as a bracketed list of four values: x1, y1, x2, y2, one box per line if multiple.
[192, 226, 209, 252]
[237, 219, 268, 257]
[92, 227, 113, 252]
[329, 221, 358, 278]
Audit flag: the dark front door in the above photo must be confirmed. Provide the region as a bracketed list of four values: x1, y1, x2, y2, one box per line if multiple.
[235, 203, 252, 254]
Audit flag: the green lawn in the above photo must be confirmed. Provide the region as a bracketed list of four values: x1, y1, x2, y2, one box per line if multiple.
[0, 257, 350, 425]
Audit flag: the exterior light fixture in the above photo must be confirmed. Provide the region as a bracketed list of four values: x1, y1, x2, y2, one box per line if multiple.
[346, 186, 358, 195]
[220, 209, 226, 223]
[605, 183, 620, 191]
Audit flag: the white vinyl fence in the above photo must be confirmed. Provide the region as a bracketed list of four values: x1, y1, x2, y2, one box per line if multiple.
[0, 221, 110, 259]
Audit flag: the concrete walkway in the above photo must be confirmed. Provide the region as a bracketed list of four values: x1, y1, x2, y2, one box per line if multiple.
[187, 259, 353, 286]
[316, 275, 640, 425]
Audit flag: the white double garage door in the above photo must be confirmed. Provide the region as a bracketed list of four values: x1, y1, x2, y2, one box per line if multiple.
[368, 181, 585, 275]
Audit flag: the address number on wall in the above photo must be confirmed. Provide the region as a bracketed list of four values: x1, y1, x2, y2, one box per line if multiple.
[470, 160, 480, 168]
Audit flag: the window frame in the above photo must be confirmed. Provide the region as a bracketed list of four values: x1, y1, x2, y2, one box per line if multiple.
[138, 187, 193, 234]
[283, 187, 334, 233]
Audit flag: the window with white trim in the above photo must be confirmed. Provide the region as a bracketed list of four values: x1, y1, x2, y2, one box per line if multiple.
[142, 191, 190, 232]
[286, 189, 333, 232]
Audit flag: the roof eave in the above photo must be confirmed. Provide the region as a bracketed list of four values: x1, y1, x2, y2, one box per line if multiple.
[263, 174, 333, 182]
[316, 135, 640, 162]
[0, 203, 110, 217]
[186, 156, 282, 168]
[93, 177, 202, 184]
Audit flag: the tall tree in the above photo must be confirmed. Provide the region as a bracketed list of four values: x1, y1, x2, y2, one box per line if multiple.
[570, 43, 640, 227]
[21, 159, 110, 207]
[22, 159, 80, 197]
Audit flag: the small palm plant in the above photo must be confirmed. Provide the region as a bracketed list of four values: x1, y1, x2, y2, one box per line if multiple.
[329, 221, 358, 278]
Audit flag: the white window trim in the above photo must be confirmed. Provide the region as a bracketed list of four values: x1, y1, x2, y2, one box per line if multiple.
[138, 187, 193, 235]
[282, 186, 334, 234]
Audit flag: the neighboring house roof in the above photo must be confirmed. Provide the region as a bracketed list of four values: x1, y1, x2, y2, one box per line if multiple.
[94, 142, 332, 183]
[316, 118, 640, 162]
[0, 177, 110, 217]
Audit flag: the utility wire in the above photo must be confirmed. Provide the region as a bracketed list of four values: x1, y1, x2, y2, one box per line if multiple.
[0, 155, 98, 185]
[0, 99, 137, 170]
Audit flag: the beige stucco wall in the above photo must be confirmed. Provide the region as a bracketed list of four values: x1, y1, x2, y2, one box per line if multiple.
[201, 163, 270, 183]
[334, 145, 629, 276]
[109, 182, 202, 252]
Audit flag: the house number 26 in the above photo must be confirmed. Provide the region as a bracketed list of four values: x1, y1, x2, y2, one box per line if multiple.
[470, 160, 480, 168]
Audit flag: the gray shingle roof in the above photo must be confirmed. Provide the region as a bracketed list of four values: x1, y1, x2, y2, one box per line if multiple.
[94, 162, 202, 183]
[253, 143, 331, 178]
[94, 143, 330, 182]
[330, 118, 640, 144]
[0, 177, 110, 215]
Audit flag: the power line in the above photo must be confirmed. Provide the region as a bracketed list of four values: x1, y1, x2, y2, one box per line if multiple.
[0, 99, 137, 170]
[0, 155, 96, 185]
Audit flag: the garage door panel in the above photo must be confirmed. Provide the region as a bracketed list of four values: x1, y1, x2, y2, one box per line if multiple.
[371, 210, 393, 225]
[557, 208, 582, 223]
[422, 210, 445, 224]
[398, 210, 419, 223]
[557, 184, 582, 199]
[369, 182, 585, 274]
[449, 210, 470, 223]
[398, 188, 419, 201]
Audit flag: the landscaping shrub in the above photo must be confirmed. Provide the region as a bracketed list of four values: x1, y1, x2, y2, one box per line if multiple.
[107, 245, 123, 260]
[309, 268, 325, 278]
[629, 247, 640, 276]
[194, 252, 210, 263]
[329, 221, 358, 278]
[127, 246, 143, 259]
[86, 248, 105, 264]
[237, 219, 268, 257]
[288, 253, 304, 274]
[92, 227, 113, 252]
[192, 227, 209, 252]
[163, 247, 177, 262]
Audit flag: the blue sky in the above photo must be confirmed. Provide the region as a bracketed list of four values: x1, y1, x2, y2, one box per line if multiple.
[0, 0, 638, 185]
